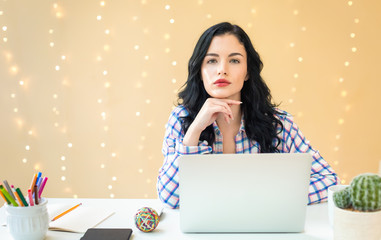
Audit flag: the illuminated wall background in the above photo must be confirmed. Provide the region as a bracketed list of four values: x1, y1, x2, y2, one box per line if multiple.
[1, 0, 380, 201]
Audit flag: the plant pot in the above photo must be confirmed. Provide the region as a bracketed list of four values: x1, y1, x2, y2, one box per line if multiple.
[334, 206, 381, 240]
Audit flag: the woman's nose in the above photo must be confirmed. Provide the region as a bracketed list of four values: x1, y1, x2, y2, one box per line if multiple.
[217, 61, 228, 76]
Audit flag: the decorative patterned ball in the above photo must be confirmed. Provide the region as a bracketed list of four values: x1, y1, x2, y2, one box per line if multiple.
[134, 207, 160, 232]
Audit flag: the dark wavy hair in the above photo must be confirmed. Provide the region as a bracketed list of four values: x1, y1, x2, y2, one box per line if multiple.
[178, 22, 284, 153]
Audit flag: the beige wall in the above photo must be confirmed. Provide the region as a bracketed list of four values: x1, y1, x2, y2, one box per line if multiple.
[1, 0, 380, 202]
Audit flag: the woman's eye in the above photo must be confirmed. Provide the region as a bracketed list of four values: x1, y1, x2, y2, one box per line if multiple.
[230, 59, 240, 64]
[206, 59, 217, 64]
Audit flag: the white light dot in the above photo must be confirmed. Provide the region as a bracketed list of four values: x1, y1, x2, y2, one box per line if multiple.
[110, 194, 114, 198]
[354, 18, 360, 23]
[25, 145, 30, 151]
[111, 153, 116, 157]
[164, 33, 170, 40]
[165, 5, 170, 10]
[53, 94, 58, 99]
[61, 55, 66, 60]
[108, 185, 112, 190]
[338, 119, 344, 125]
[55, 65, 60, 71]
[105, 29, 110, 35]
[298, 57, 303, 62]
[336, 134, 341, 140]
[341, 91, 347, 97]
[100, 164, 105, 168]
[138, 169, 143, 173]
[301, 26, 307, 31]
[112, 177, 117, 181]
[344, 61, 350, 67]
[22, 158, 27, 163]
[68, 143, 73, 148]
[11, 93, 16, 98]
[169, 19, 175, 24]
[0, 11, 3, 16]
[165, 48, 170, 53]
[3, 37, 7, 42]
[19, 81, 24, 86]
[28, 130, 33, 135]
[49, 29, 54, 34]
[97, 15, 102, 20]
[289, 42, 295, 48]
[339, 78, 344, 83]
[136, 112, 141, 116]
[61, 176, 66, 181]
[144, 55, 149, 60]
[294, 73, 299, 79]
[172, 78, 176, 83]
[351, 47, 357, 52]
[2, 26, 7, 31]
[103, 70, 108, 75]
[348, 1, 353, 6]
[172, 61, 177, 66]
[350, 33, 356, 38]
[134, 45, 140, 50]
[145, 99, 151, 104]
[100, 143, 106, 148]
[61, 166, 66, 171]
[97, 99, 103, 103]
[13, 108, 18, 113]
[293, 10, 299, 15]
[61, 156, 66, 161]
[50, 42, 54, 47]
[100, 1, 105, 7]
[206, 14, 212, 19]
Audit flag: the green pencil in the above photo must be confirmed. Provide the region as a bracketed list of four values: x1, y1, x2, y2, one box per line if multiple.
[0, 185, 18, 206]
[16, 188, 28, 207]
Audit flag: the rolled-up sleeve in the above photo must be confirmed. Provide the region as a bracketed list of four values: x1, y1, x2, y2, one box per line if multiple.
[157, 107, 212, 208]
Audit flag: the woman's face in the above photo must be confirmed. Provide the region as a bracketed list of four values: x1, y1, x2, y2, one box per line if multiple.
[201, 34, 248, 101]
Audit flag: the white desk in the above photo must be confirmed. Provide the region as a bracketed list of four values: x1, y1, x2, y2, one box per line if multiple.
[0, 198, 333, 240]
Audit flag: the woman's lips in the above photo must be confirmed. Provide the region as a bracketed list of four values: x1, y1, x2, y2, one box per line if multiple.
[214, 79, 231, 87]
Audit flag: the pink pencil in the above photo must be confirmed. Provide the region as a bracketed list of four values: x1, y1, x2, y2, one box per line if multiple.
[38, 177, 48, 198]
[28, 189, 34, 206]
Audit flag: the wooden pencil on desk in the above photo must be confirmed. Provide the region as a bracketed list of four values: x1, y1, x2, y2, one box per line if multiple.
[51, 203, 82, 222]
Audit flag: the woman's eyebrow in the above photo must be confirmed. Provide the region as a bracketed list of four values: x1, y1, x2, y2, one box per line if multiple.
[229, 52, 244, 57]
[205, 52, 244, 57]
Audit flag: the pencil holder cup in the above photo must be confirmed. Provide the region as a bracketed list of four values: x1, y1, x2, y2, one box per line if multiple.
[5, 198, 49, 240]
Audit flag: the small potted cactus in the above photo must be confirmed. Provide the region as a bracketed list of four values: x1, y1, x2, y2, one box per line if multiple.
[333, 173, 381, 240]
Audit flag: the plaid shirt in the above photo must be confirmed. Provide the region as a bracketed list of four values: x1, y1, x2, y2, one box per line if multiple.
[157, 105, 339, 208]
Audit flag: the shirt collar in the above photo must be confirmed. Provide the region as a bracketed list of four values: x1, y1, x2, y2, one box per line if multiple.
[212, 114, 246, 135]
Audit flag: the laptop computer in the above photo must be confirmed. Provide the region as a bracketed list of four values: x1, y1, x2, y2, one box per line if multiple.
[178, 153, 312, 233]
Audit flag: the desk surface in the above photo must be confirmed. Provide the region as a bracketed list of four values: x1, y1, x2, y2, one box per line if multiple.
[1, 198, 333, 240]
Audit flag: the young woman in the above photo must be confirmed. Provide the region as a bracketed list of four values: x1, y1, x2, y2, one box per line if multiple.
[157, 22, 338, 209]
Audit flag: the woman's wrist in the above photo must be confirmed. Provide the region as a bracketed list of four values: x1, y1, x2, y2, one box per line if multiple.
[183, 123, 203, 146]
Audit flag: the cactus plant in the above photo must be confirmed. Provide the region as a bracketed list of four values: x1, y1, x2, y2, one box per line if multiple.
[333, 173, 381, 212]
[333, 187, 352, 209]
[350, 173, 381, 211]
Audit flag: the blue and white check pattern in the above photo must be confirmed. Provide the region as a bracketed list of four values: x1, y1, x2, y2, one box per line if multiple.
[157, 105, 339, 208]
